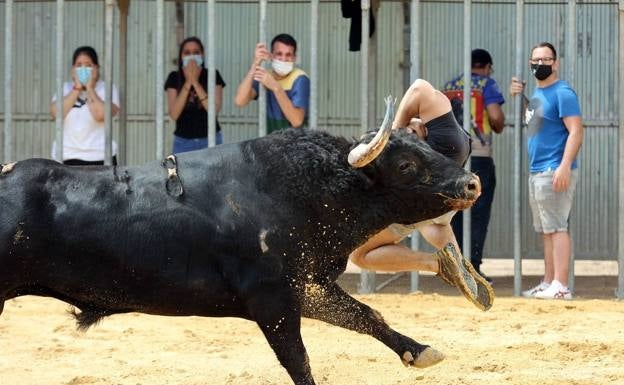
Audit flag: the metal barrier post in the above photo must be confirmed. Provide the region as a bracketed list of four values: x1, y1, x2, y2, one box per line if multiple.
[567, 0, 577, 294]
[409, 0, 421, 292]
[207, 0, 217, 147]
[617, 0, 624, 299]
[309, 0, 319, 129]
[358, 0, 375, 294]
[155, 0, 165, 159]
[462, 0, 472, 265]
[258, 0, 268, 137]
[104, 0, 115, 166]
[513, 0, 525, 296]
[54, 0, 64, 163]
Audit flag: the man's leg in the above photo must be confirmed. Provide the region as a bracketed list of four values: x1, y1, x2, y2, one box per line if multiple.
[542, 233, 555, 284]
[392, 79, 453, 128]
[349, 227, 438, 273]
[551, 231, 571, 286]
[469, 157, 496, 274]
[349, 224, 493, 310]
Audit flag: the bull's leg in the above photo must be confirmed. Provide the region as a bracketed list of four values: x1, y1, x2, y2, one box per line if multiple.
[248, 291, 316, 385]
[301, 283, 444, 368]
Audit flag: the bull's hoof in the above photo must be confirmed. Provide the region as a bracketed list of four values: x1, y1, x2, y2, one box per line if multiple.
[402, 347, 445, 368]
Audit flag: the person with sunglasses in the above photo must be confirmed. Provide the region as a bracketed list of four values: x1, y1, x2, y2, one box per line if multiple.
[509, 42, 584, 300]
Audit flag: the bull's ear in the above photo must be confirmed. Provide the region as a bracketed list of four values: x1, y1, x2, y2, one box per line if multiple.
[358, 164, 377, 189]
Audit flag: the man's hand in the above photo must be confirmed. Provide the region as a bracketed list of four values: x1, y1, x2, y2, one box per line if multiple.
[253, 43, 271, 66]
[405, 118, 428, 140]
[253, 66, 279, 92]
[509, 77, 526, 97]
[552, 165, 571, 192]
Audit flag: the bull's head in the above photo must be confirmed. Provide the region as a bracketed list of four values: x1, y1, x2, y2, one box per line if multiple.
[348, 97, 481, 224]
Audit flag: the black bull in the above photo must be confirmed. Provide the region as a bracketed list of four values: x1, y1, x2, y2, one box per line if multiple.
[0, 128, 479, 385]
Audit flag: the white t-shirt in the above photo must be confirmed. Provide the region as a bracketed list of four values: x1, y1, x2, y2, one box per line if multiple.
[51, 80, 119, 161]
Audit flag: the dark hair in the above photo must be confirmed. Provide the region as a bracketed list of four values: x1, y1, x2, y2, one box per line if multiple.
[72, 46, 99, 66]
[176, 36, 206, 91]
[471, 48, 492, 68]
[531, 42, 557, 61]
[178, 36, 205, 73]
[271, 33, 297, 54]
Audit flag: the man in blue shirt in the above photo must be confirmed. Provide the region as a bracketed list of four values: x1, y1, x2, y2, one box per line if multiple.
[444, 49, 506, 283]
[234, 33, 310, 134]
[510, 42, 584, 300]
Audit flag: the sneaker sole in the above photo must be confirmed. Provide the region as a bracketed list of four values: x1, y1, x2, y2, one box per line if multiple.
[465, 258, 495, 311]
[437, 243, 494, 311]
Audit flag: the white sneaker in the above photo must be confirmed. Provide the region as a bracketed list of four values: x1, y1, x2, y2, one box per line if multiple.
[534, 280, 572, 300]
[522, 281, 550, 298]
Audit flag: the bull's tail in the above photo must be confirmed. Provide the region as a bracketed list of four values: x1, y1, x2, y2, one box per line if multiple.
[68, 306, 116, 331]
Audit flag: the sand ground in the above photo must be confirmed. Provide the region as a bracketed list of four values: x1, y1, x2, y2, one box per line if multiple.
[1, 273, 623, 385]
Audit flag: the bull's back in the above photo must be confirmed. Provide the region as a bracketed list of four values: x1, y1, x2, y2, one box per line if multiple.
[0, 153, 279, 317]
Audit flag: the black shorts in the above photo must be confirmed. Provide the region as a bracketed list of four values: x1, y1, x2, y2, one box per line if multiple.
[424, 111, 471, 166]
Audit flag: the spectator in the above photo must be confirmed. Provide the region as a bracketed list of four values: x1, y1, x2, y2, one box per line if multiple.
[349, 79, 494, 311]
[443, 48, 506, 284]
[165, 36, 226, 153]
[234, 33, 310, 134]
[510, 42, 584, 300]
[50, 46, 119, 165]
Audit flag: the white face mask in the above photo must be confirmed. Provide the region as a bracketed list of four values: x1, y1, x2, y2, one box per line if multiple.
[271, 59, 294, 76]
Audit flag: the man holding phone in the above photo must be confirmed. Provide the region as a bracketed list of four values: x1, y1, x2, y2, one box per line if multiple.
[234, 33, 310, 134]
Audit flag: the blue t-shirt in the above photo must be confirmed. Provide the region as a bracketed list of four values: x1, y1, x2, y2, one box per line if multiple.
[526, 80, 581, 173]
[252, 68, 310, 133]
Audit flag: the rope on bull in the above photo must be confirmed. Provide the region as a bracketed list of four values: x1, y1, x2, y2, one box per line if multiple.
[1, 162, 16, 176]
[161, 155, 184, 198]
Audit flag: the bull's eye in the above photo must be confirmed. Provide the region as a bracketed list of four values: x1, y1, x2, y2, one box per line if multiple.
[398, 162, 412, 172]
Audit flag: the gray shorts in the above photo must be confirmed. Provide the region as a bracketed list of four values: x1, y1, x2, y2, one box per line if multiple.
[388, 211, 456, 241]
[528, 169, 579, 234]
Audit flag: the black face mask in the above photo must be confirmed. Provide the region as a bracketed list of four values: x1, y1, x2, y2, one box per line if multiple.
[531, 64, 553, 81]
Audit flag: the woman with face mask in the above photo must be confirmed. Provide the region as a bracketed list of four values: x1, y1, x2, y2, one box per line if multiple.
[49, 46, 120, 165]
[165, 36, 226, 153]
[509, 42, 584, 301]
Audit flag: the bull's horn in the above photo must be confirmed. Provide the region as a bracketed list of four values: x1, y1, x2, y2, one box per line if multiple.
[348, 95, 395, 168]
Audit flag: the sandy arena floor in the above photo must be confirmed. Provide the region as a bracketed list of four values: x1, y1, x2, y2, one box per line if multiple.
[1, 275, 623, 385]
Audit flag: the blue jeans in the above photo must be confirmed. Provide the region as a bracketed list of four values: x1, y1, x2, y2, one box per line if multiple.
[451, 156, 496, 270]
[172, 132, 223, 154]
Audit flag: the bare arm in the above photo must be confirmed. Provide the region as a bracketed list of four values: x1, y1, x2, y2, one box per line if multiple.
[166, 85, 192, 121]
[194, 83, 224, 114]
[560, 116, 584, 168]
[552, 115, 584, 192]
[234, 66, 258, 107]
[509, 77, 529, 115]
[85, 87, 119, 122]
[50, 88, 81, 120]
[234, 43, 269, 107]
[486, 103, 505, 133]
